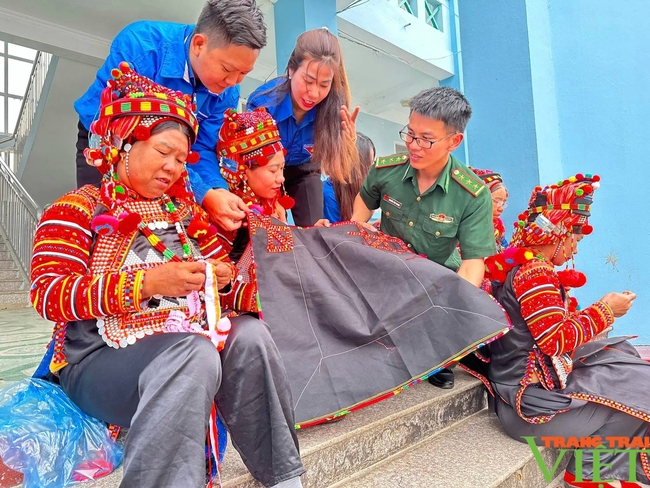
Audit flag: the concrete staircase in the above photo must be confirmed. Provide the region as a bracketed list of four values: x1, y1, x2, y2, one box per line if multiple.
[84, 370, 566, 488]
[0, 237, 29, 310]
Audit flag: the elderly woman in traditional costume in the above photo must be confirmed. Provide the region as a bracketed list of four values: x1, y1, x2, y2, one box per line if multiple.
[470, 168, 509, 252]
[30, 63, 304, 488]
[481, 175, 650, 487]
[209, 108, 511, 427]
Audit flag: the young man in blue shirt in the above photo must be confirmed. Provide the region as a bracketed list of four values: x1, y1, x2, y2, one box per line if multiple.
[75, 0, 263, 232]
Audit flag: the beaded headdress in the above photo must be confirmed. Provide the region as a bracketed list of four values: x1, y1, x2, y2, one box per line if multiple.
[511, 173, 599, 247]
[469, 168, 505, 193]
[217, 108, 283, 178]
[85, 61, 200, 174]
[217, 108, 294, 212]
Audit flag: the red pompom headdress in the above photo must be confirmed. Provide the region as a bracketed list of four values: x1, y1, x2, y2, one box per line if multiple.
[84, 61, 200, 174]
[216, 108, 293, 211]
[469, 167, 505, 193]
[84, 62, 200, 203]
[511, 173, 599, 247]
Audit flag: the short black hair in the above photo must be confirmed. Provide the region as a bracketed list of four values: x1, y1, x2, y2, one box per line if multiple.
[409, 86, 472, 133]
[195, 0, 267, 50]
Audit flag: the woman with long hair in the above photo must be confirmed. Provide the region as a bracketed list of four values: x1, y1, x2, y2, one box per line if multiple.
[323, 132, 375, 222]
[247, 27, 360, 226]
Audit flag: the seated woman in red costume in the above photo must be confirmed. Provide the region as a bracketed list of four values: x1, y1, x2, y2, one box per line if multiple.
[29, 64, 304, 488]
[470, 168, 508, 252]
[481, 175, 650, 487]
[206, 108, 511, 427]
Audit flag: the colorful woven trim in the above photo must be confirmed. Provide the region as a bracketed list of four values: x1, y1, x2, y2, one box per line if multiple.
[101, 96, 197, 137]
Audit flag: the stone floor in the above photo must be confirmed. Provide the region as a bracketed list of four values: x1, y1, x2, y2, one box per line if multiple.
[0, 307, 53, 390]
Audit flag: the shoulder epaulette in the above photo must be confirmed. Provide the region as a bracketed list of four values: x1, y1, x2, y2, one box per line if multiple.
[375, 153, 409, 169]
[451, 168, 486, 197]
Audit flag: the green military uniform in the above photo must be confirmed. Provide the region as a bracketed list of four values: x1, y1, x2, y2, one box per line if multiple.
[359, 153, 496, 271]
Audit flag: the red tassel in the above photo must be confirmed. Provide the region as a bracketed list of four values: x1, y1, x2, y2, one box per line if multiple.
[278, 195, 295, 210]
[557, 269, 587, 289]
[118, 212, 142, 234]
[186, 151, 200, 164]
[187, 217, 210, 240]
[133, 125, 150, 141]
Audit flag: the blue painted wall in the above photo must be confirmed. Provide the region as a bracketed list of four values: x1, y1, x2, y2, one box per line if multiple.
[545, 0, 650, 342]
[455, 0, 541, 236]
[458, 0, 650, 342]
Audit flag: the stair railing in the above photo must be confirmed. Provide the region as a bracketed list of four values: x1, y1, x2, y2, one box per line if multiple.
[0, 153, 40, 279]
[11, 51, 53, 174]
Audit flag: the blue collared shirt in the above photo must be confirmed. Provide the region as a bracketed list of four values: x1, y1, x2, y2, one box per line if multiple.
[74, 20, 239, 203]
[246, 77, 316, 167]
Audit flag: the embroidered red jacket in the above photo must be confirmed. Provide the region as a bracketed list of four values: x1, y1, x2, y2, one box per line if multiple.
[30, 186, 255, 371]
[512, 260, 615, 357]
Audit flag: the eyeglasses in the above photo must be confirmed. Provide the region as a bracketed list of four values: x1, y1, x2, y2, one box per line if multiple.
[398, 127, 457, 149]
[492, 198, 508, 208]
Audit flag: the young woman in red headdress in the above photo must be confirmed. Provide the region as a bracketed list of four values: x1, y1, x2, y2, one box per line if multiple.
[476, 175, 650, 487]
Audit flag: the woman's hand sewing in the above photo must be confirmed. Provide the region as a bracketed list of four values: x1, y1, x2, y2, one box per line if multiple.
[142, 262, 206, 298]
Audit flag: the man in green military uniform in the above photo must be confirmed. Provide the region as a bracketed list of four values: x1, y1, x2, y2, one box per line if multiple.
[351, 86, 496, 389]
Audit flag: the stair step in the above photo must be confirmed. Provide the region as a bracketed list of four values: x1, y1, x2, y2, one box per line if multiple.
[0, 260, 17, 270]
[0, 251, 11, 261]
[0, 280, 25, 292]
[0, 269, 20, 280]
[546, 473, 566, 488]
[222, 371, 486, 487]
[332, 410, 568, 488]
[0, 291, 30, 309]
[0, 242, 6, 251]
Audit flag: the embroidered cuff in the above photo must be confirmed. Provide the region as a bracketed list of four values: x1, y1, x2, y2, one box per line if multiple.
[123, 270, 147, 311]
[593, 300, 615, 327]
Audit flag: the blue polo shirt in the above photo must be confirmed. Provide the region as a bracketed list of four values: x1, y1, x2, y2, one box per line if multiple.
[74, 20, 239, 204]
[246, 77, 316, 167]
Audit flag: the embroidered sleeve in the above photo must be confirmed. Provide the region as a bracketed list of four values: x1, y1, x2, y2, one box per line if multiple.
[220, 281, 260, 313]
[30, 191, 146, 322]
[191, 203, 232, 261]
[512, 260, 614, 356]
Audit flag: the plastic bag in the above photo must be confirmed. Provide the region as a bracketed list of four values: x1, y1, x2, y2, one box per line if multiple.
[0, 378, 123, 487]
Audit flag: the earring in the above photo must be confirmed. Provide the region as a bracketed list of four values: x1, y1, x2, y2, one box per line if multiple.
[552, 239, 563, 261]
[278, 183, 295, 210]
[124, 151, 131, 180]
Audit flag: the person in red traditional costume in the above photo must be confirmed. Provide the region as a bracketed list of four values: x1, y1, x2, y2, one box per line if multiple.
[480, 174, 650, 487]
[207, 107, 511, 427]
[29, 63, 304, 488]
[469, 168, 508, 252]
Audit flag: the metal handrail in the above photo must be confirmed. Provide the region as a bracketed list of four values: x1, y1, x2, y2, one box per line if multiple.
[0, 50, 50, 277]
[0, 154, 40, 279]
[12, 51, 52, 173]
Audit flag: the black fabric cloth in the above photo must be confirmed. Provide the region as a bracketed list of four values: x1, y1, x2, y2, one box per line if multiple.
[283, 160, 323, 226]
[248, 216, 510, 425]
[76, 119, 102, 188]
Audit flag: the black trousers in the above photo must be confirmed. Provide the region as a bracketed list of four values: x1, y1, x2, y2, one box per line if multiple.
[75, 119, 101, 188]
[59, 316, 304, 488]
[284, 160, 323, 226]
